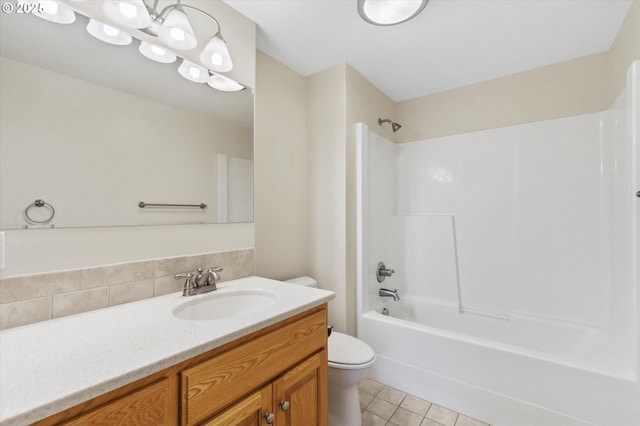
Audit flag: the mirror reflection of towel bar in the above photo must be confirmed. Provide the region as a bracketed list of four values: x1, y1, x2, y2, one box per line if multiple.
[138, 202, 207, 209]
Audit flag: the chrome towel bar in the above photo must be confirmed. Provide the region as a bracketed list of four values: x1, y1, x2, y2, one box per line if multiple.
[138, 201, 207, 209]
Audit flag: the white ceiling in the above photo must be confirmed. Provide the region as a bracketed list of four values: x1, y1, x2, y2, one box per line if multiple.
[224, 0, 633, 102]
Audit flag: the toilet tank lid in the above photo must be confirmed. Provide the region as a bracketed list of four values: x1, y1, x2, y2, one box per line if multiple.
[285, 276, 318, 287]
[328, 332, 375, 365]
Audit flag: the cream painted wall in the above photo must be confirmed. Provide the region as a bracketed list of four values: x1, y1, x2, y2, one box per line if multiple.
[344, 66, 396, 334]
[306, 64, 349, 332]
[396, 0, 640, 142]
[610, 0, 640, 98]
[303, 64, 395, 334]
[254, 52, 309, 280]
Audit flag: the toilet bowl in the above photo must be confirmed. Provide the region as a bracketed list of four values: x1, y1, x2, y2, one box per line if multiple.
[286, 277, 376, 426]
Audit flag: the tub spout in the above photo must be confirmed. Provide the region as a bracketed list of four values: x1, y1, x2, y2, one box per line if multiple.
[379, 288, 400, 301]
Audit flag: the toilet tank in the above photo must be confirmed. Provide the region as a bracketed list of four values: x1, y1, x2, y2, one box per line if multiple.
[285, 276, 318, 288]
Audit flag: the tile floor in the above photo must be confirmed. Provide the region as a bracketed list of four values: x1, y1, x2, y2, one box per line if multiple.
[358, 379, 490, 426]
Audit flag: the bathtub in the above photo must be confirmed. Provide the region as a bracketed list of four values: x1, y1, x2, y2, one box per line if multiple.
[359, 298, 637, 425]
[355, 62, 640, 425]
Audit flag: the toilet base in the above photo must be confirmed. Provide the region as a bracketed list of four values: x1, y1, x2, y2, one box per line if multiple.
[328, 382, 362, 426]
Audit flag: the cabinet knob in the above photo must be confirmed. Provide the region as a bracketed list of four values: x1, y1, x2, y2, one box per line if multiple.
[280, 400, 290, 411]
[265, 412, 275, 424]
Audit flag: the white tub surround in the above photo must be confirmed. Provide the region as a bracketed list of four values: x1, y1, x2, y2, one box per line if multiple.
[356, 61, 639, 425]
[0, 277, 334, 425]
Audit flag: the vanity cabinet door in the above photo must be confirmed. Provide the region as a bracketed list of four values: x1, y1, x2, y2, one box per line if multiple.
[201, 385, 272, 426]
[181, 309, 326, 425]
[273, 351, 328, 426]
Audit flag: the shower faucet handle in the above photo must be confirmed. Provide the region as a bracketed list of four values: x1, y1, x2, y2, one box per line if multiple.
[376, 261, 395, 282]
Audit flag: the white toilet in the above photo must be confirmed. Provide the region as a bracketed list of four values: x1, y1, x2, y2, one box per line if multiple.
[286, 277, 376, 426]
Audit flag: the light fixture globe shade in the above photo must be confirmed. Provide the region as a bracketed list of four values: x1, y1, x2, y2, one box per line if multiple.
[358, 0, 428, 26]
[103, 0, 151, 29]
[207, 73, 244, 92]
[139, 41, 177, 63]
[86, 18, 133, 45]
[199, 35, 233, 72]
[18, 0, 76, 24]
[178, 60, 208, 83]
[158, 7, 197, 51]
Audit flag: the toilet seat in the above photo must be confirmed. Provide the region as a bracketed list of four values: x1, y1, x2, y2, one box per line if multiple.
[328, 332, 376, 370]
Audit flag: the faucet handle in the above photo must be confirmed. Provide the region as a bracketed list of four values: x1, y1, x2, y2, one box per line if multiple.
[207, 267, 223, 283]
[175, 272, 197, 296]
[174, 272, 193, 280]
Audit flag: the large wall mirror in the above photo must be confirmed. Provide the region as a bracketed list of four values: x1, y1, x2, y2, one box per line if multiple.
[0, 4, 254, 229]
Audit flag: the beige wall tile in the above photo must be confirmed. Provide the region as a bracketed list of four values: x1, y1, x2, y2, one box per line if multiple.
[0, 269, 83, 303]
[53, 288, 109, 318]
[109, 279, 154, 306]
[0, 297, 51, 329]
[83, 261, 154, 289]
[154, 253, 209, 277]
[154, 275, 185, 297]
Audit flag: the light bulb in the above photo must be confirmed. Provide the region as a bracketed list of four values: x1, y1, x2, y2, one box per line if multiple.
[139, 41, 177, 63]
[158, 7, 197, 50]
[86, 18, 132, 45]
[178, 60, 208, 83]
[198, 35, 233, 72]
[103, 0, 151, 29]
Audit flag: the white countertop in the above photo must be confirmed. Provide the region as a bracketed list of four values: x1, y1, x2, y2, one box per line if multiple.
[0, 276, 334, 425]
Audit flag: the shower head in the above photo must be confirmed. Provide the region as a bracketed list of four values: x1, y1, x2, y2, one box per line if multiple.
[378, 118, 402, 133]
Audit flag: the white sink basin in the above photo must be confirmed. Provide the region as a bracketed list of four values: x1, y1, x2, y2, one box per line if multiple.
[172, 289, 279, 321]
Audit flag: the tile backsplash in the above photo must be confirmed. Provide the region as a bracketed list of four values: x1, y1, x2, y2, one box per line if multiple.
[0, 248, 254, 330]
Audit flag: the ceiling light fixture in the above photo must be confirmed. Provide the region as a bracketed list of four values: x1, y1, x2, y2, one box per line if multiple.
[357, 0, 429, 26]
[18, 0, 76, 24]
[207, 73, 245, 92]
[24, 0, 244, 92]
[86, 18, 133, 45]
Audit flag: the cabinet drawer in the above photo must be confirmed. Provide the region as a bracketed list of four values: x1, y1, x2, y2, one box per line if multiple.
[181, 309, 326, 425]
[61, 379, 172, 426]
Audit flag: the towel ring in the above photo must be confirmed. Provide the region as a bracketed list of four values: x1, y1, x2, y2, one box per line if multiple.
[24, 199, 55, 225]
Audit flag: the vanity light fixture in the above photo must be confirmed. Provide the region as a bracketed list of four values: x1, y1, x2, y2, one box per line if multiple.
[23, 0, 244, 92]
[87, 18, 133, 45]
[207, 73, 245, 92]
[357, 0, 429, 26]
[18, 0, 76, 24]
[138, 41, 177, 63]
[178, 59, 209, 83]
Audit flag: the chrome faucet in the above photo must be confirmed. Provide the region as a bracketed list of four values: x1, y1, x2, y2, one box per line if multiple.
[175, 267, 223, 297]
[379, 288, 400, 301]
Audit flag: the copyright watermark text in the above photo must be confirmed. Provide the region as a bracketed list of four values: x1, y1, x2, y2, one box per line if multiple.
[2, 2, 46, 14]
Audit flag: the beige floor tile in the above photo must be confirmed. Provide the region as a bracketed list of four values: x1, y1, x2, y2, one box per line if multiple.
[359, 378, 385, 396]
[456, 414, 490, 426]
[401, 394, 432, 417]
[421, 418, 445, 426]
[426, 404, 459, 426]
[360, 390, 376, 409]
[362, 410, 388, 426]
[367, 397, 398, 420]
[389, 407, 423, 426]
[378, 386, 407, 405]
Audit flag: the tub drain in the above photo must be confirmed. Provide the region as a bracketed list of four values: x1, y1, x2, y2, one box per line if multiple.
[382, 308, 389, 316]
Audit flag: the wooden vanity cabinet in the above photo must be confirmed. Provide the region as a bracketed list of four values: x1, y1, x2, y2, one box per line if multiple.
[34, 305, 328, 426]
[202, 352, 326, 426]
[182, 308, 328, 426]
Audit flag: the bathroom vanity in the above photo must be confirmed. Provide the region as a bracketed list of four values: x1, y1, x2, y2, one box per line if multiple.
[0, 277, 334, 426]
